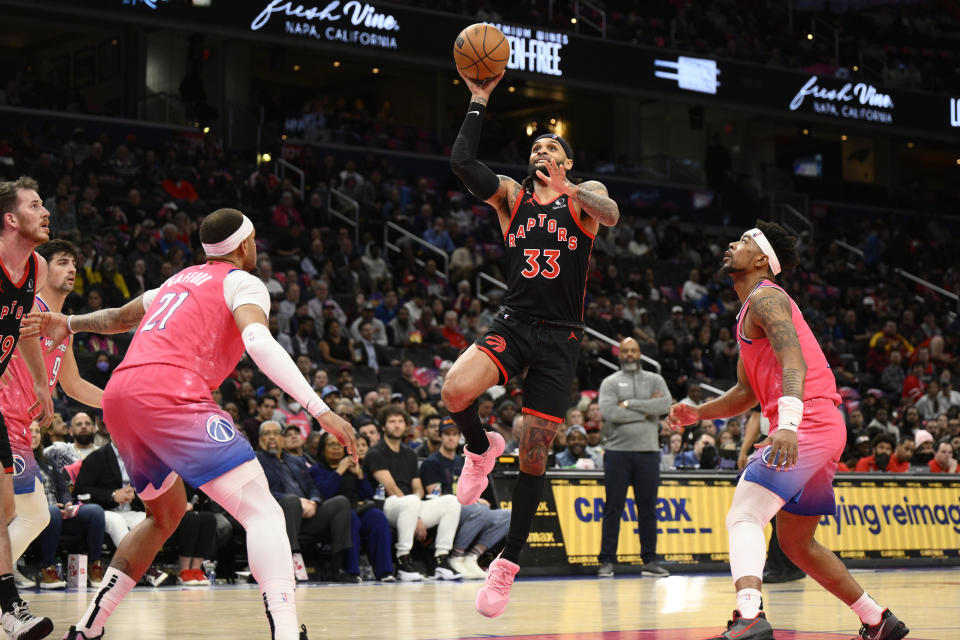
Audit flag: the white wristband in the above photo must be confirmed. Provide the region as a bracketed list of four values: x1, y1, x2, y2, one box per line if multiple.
[67, 316, 76, 334]
[777, 396, 804, 432]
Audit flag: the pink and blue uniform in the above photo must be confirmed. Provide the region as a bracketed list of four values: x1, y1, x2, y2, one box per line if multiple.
[737, 280, 844, 516]
[0, 295, 70, 494]
[103, 261, 255, 497]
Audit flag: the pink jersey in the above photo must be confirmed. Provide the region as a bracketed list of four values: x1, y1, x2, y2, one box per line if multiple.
[735, 280, 841, 429]
[115, 262, 245, 390]
[0, 295, 70, 448]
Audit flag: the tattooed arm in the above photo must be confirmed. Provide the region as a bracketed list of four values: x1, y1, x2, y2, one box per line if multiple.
[22, 294, 150, 348]
[748, 288, 807, 399]
[571, 180, 619, 227]
[518, 416, 562, 476]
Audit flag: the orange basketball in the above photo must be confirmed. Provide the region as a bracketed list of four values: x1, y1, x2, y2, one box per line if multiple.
[453, 23, 510, 82]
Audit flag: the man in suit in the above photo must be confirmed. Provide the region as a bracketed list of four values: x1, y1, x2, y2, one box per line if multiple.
[255, 421, 355, 581]
[355, 320, 396, 373]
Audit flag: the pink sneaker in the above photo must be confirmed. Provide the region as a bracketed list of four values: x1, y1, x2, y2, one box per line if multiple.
[475, 555, 519, 618]
[456, 431, 505, 505]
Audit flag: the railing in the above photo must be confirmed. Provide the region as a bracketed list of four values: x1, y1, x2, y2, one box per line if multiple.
[274, 158, 305, 199]
[328, 187, 360, 247]
[781, 203, 814, 240]
[832, 239, 864, 258]
[572, 0, 607, 37]
[383, 221, 449, 281]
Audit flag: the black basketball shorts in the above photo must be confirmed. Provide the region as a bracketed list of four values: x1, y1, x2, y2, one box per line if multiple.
[474, 307, 583, 424]
[0, 414, 13, 474]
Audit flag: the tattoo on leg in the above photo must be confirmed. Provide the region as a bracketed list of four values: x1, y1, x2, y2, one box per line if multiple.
[518, 417, 559, 473]
[109, 557, 132, 576]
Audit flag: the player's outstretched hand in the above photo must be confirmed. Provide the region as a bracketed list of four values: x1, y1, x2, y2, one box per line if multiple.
[317, 411, 359, 463]
[754, 430, 799, 471]
[535, 157, 576, 196]
[22, 311, 70, 351]
[667, 402, 700, 429]
[458, 69, 505, 101]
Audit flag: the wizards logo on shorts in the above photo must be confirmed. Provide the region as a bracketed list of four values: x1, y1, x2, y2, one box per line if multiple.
[485, 335, 507, 353]
[760, 445, 783, 467]
[11, 455, 25, 477]
[206, 415, 236, 443]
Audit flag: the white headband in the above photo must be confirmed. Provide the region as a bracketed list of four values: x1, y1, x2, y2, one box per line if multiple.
[202, 215, 254, 256]
[746, 227, 781, 276]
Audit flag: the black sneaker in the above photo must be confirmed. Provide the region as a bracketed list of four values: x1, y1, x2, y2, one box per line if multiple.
[597, 562, 614, 577]
[431, 555, 462, 581]
[706, 610, 775, 640]
[63, 626, 102, 640]
[641, 561, 670, 577]
[396, 555, 424, 582]
[334, 570, 362, 584]
[0, 600, 54, 640]
[299, 624, 308, 640]
[763, 567, 806, 584]
[856, 609, 909, 640]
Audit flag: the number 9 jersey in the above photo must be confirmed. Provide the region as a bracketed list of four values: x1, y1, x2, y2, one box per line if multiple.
[502, 190, 595, 324]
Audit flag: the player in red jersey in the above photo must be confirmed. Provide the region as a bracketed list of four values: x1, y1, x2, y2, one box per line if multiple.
[0, 177, 56, 640]
[668, 221, 907, 640]
[445, 70, 619, 617]
[25, 209, 356, 640]
[0, 239, 104, 585]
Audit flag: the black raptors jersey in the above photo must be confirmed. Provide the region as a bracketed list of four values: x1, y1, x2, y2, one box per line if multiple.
[0, 253, 37, 377]
[502, 190, 594, 323]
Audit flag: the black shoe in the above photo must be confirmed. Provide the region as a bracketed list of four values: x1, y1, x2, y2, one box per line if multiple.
[334, 570, 362, 584]
[763, 567, 806, 583]
[597, 562, 614, 577]
[396, 555, 424, 582]
[641, 561, 670, 577]
[856, 609, 909, 640]
[63, 626, 102, 640]
[431, 555, 462, 581]
[299, 624, 308, 640]
[705, 610, 775, 640]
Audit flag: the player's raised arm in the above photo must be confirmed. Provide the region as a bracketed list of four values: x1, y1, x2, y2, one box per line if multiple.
[57, 338, 103, 408]
[234, 303, 357, 460]
[449, 69, 522, 218]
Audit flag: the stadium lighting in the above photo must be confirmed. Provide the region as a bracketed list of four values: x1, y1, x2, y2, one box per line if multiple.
[802, 129, 809, 135]
[571, 18, 577, 24]
[372, 67, 380, 74]
[806, 33, 814, 40]
[508, 86, 516, 93]
[261, 153, 272, 163]
[202, 126, 210, 134]
[333, 61, 341, 68]
[293, 65, 301, 71]
[841, 134, 848, 141]
[907, 142, 914, 148]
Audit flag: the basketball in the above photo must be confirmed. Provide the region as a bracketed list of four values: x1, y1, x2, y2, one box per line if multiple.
[453, 23, 510, 82]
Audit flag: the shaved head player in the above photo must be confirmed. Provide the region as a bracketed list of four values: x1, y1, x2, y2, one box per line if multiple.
[668, 221, 908, 640]
[444, 69, 619, 617]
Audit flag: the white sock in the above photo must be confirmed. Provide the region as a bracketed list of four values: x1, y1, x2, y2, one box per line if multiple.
[76, 567, 136, 634]
[850, 591, 884, 626]
[736, 588, 763, 619]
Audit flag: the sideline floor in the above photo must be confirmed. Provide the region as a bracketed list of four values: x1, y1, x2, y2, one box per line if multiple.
[25, 568, 953, 639]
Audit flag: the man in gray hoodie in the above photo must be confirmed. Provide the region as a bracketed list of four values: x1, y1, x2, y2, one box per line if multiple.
[596, 338, 672, 578]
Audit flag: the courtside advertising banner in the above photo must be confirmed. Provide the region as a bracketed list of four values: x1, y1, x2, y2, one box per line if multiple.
[494, 473, 960, 573]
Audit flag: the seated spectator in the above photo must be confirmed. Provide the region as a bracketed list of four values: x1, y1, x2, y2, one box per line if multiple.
[350, 303, 388, 346]
[278, 393, 313, 439]
[673, 431, 716, 469]
[319, 319, 354, 368]
[393, 360, 428, 403]
[555, 425, 601, 469]
[660, 432, 684, 471]
[416, 415, 442, 460]
[243, 396, 279, 447]
[854, 433, 908, 472]
[867, 407, 898, 440]
[355, 434, 370, 463]
[419, 422, 510, 580]
[44, 411, 99, 470]
[355, 319, 394, 373]
[357, 420, 381, 447]
[255, 421, 355, 581]
[309, 433, 394, 582]
[439, 310, 469, 354]
[30, 423, 107, 589]
[423, 216, 455, 252]
[364, 408, 461, 582]
[912, 430, 935, 467]
[74, 440, 145, 552]
[928, 439, 959, 473]
[284, 424, 308, 458]
[585, 422, 604, 460]
[915, 381, 946, 421]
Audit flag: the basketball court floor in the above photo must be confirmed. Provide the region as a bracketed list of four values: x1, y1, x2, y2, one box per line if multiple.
[24, 567, 954, 639]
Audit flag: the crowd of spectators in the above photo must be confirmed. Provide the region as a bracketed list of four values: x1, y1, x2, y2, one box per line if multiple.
[2, 107, 958, 585]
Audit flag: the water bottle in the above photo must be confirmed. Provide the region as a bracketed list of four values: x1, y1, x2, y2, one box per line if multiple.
[374, 484, 385, 501]
[202, 560, 217, 584]
[427, 484, 441, 500]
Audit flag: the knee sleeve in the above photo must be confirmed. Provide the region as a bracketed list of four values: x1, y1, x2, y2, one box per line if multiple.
[10, 484, 51, 560]
[726, 480, 786, 583]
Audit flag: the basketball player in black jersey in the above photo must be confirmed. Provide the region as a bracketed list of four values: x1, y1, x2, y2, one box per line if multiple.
[0, 177, 55, 639]
[443, 69, 619, 617]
